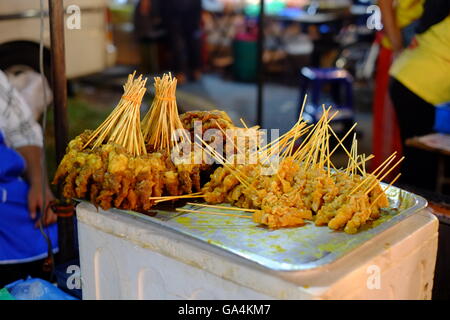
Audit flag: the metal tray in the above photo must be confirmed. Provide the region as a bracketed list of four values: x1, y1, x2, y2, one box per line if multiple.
[106, 184, 427, 272]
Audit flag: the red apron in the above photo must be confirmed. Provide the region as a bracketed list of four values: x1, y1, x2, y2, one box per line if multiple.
[371, 32, 403, 178]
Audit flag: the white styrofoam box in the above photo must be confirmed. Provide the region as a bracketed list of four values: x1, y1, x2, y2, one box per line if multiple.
[76, 202, 438, 300]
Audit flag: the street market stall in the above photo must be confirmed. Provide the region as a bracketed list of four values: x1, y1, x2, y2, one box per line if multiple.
[41, 0, 443, 301]
[51, 72, 438, 299]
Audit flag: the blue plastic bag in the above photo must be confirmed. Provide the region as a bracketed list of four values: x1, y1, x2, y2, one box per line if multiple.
[5, 277, 77, 300]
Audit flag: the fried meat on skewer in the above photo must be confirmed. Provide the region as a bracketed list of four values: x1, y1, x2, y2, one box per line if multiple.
[201, 156, 391, 233]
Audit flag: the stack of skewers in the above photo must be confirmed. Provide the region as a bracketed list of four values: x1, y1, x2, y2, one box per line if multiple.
[53, 73, 229, 212]
[191, 106, 402, 234]
[54, 73, 403, 234]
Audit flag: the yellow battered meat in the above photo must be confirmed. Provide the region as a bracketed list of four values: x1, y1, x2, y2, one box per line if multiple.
[54, 139, 176, 211]
[53, 127, 213, 212]
[202, 157, 391, 233]
[180, 110, 234, 133]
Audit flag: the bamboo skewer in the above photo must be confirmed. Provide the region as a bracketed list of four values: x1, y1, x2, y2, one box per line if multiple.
[349, 153, 402, 196]
[262, 95, 308, 161]
[371, 152, 398, 176]
[346, 134, 358, 176]
[291, 122, 320, 161]
[187, 202, 257, 212]
[240, 118, 249, 129]
[364, 157, 404, 195]
[370, 173, 401, 209]
[279, 95, 309, 158]
[176, 208, 252, 219]
[326, 129, 331, 176]
[213, 120, 246, 161]
[149, 192, 203, 199]
[196, 135, 255, 190]
[349, 153, 396, 196]
[328, 122, 358, 158]
[303, 110, 330, 169]
[197, 141, 251, 189]
[299, 94, 307, 122]
[328, 125, 366, 177]
[262, 121, 310, 162]
[150, 194, 205, 203]
[280, 123, 309, 159]
[303, 108, 333, 166]
[259, 121, 310, 155]
[350, 152, 395, 194]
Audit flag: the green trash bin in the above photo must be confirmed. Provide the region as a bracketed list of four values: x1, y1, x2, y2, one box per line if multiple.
[233, 34, 258, 82]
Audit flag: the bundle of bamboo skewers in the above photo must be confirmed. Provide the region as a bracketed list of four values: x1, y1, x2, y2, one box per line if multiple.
[83, 72, 147, 156]
[53, 72, 223, 212]
[142, 73, 189, 151]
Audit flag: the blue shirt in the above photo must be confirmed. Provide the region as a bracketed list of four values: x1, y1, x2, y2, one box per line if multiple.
[0, 132, 58, 264]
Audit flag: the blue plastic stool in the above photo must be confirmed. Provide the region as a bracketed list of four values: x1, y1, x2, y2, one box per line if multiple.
[299, 67, 354, 131]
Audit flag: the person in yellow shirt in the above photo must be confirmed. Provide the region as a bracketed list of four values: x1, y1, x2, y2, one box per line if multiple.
[389, 0, 450, 189]
[380, 0, 424, 53]
[372, 0, 424, 174]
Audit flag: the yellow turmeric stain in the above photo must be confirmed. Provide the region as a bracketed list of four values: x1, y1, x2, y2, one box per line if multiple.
[370, 213, 395, 228]
[175, 216, 192, 225]
[317, 242, 344, 253]
[270, 244, 286, 253]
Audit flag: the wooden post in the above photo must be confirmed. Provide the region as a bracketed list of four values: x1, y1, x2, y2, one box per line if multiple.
[256, 0, 265, 127]
[49, 0, 69, 164]
[48, 0, 77, 264]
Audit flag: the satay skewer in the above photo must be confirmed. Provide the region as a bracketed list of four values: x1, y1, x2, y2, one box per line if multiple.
[176, 208, 252, 219]
[240, 118, 249, 129]
[283, 95, 308, 157]
[370, 173, 401, 209]
[186, 202, 257, 212]
[364, 157, 404, 195]
[328, 125, 366, 177]
[259, 95, 308, 156]
[196, 139, 255, 191]
[349, 153, 398, 195]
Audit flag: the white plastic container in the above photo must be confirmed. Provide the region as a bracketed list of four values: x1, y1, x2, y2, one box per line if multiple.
[76, 202, 438, 299]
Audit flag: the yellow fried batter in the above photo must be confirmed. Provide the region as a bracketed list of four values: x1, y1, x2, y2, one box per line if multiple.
[54, 136, 211, 212]
[202, 157, 391, 233]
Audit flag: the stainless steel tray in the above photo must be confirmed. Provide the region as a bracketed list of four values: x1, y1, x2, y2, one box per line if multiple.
[104, 184, 427, 272]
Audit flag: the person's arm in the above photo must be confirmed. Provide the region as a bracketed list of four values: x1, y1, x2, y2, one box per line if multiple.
[379, 0, 403, 54]
[0, 70, 56, 227]
[16, 145, 57, 227]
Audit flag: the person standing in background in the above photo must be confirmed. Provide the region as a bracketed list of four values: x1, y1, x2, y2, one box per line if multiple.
[133, 0, 165, 75]
[372, 0, 424, 173]
[160, 0, 203, 84]
[389, 0, 450, 190]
